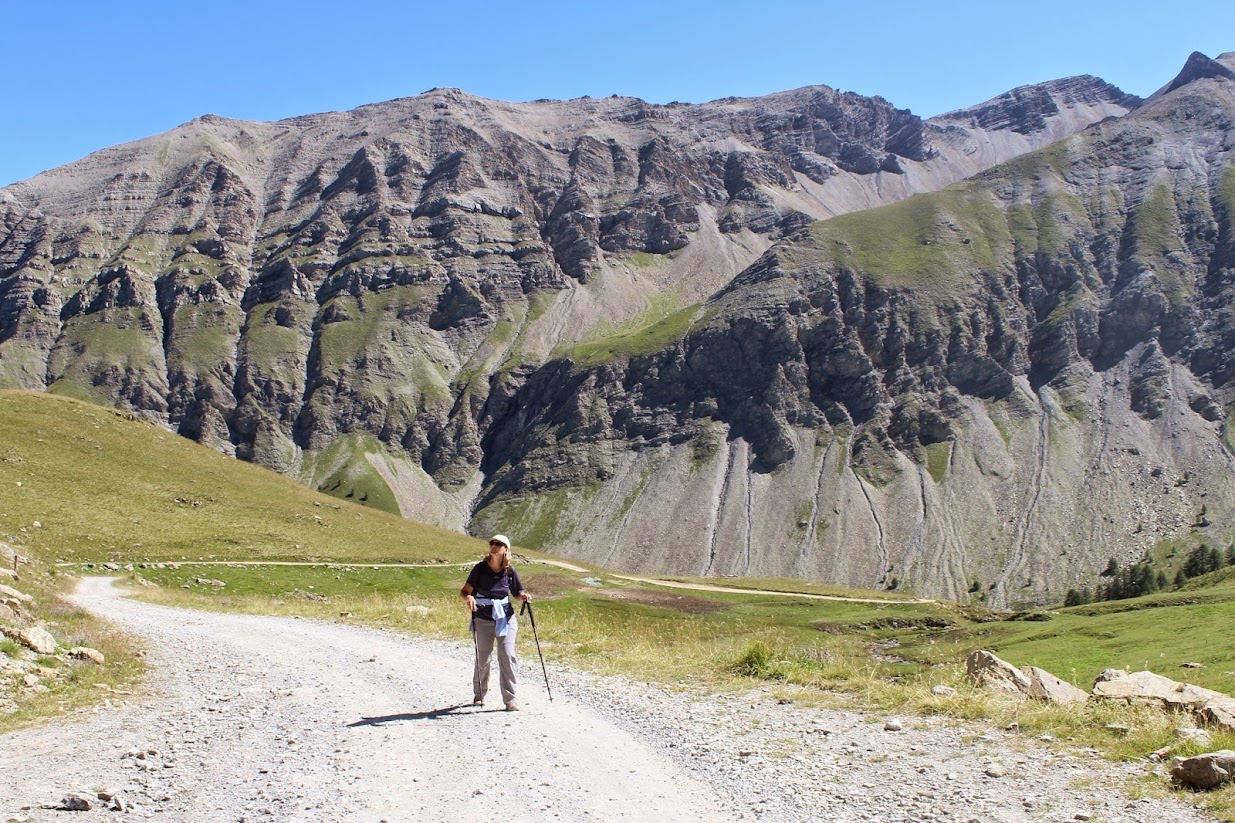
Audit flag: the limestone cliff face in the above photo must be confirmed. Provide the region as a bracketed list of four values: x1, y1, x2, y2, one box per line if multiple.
[0, 64, 1186, 603]
[469, 57, 1235, 607]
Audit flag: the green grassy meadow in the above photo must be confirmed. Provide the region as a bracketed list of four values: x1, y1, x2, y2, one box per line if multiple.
[5, 388, 1235, 812]
[0, 391, 480, 564]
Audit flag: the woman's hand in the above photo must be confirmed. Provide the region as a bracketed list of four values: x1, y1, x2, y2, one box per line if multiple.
[519, 591, 531, 603]
[464, 594, 477, 612]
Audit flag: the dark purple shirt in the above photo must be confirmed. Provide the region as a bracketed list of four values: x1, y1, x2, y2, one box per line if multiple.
[466, 561, 524, 620]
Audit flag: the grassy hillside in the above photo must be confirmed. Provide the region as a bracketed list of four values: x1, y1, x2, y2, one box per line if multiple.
[0, 390, 481, 564]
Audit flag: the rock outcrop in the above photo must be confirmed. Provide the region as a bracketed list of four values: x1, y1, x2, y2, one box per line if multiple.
[1022, 666, 1089, 705]
[966, 650, 1033, 696]
[965, 653, 1235, 722]
[1091, 669, 1235, 731]
[964, 650, 1088, 704]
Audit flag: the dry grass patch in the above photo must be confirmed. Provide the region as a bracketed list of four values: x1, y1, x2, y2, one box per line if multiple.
[515, 571, 578, 600]
[596, 587, 730, 615]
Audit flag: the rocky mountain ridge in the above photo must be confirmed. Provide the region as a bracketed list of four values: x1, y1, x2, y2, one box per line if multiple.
[4, 56, 1230, 605]
[466, 53, 1235, 606]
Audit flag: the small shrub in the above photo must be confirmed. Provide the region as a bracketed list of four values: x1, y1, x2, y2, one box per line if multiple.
[732, 641, 778, 678]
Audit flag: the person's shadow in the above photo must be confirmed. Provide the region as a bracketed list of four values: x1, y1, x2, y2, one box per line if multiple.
[347, 703, 504, 726]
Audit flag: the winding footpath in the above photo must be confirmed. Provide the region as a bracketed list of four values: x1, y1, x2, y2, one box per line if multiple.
[0, 578, 1214, 822]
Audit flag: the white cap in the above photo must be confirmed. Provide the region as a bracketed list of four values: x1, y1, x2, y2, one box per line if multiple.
[489, 534, 511, 549]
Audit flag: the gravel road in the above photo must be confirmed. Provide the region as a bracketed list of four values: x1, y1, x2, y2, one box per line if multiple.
[0, 578, 1213, 822]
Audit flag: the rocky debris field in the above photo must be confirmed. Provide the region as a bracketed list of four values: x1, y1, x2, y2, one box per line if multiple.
[0, 578, 1216, 822]
[1, 553, 108, 715]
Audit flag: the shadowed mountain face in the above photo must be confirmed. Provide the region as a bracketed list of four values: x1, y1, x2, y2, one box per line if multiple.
[7, 58, 1227, 606]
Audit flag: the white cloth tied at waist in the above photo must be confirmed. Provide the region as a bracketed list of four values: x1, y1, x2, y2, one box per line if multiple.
[474, 596, 513, 636]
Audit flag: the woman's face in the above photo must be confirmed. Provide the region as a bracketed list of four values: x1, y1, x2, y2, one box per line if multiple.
[488, 540, 507, 561]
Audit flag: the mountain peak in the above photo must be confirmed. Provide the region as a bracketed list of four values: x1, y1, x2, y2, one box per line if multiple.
[931, 75, 1139, 135]
[1156, 50, 1235, 98]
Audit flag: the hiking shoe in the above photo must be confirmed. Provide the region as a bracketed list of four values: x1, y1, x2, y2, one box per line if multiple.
[472, 697, 484, 706]
[504, 702, 520, 711]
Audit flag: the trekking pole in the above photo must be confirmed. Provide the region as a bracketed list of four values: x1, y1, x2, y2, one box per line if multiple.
[520, 600, 553, 702]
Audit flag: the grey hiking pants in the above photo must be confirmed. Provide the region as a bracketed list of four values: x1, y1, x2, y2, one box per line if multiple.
[472, 615, 518, 705]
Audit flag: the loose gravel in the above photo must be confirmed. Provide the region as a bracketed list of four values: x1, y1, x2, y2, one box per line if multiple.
[0, 578, 1213, 822]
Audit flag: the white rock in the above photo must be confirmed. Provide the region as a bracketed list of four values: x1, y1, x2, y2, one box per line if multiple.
[0, 583, 32, 603]
[1021, 666, 1089, 704]
[18, 625, 58, 654]
[68, 646, 106, 665]
[1175, 727, 1212, 748]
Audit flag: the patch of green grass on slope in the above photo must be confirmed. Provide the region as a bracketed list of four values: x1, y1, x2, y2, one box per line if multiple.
[808, 185, 1013, 296]
[166, 303, 243, 372]
[1132, 183, 1191, 308]
[299, 432, 401, 516]
[571, 305, 700, 367]
[0, 390, 476, 564]
[1220, 164, 1235, 221]
[1226, 401, 1235, 454]
[46, 312, 164, 406]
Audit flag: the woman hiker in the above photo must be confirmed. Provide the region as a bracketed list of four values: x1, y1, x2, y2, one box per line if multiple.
[461, 534, 531, 711]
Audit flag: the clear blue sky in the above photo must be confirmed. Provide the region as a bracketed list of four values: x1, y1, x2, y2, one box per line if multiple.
[2, 1, 1231, 188]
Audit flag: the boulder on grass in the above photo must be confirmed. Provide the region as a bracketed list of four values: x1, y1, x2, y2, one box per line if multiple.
[1171, 750, 1235, 790]
[1092, 670, 1235, 732]
[68, 647, 105, 665]
[966, 650, 1031, 696]
[17, 626, 57, 655]
[0, 584, 32, 604]
[1022, 666, 1088, 704]
[1091, 670, 1223, 709]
